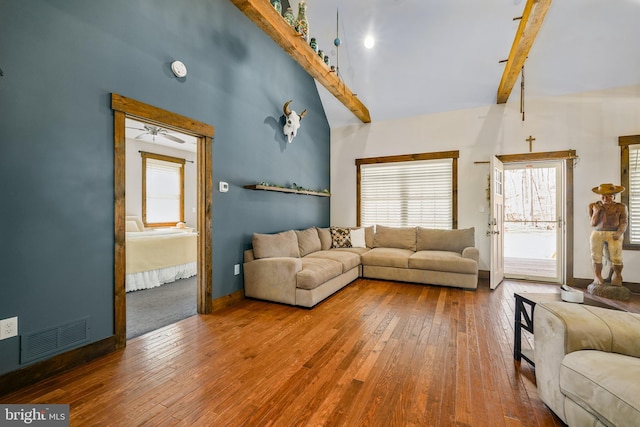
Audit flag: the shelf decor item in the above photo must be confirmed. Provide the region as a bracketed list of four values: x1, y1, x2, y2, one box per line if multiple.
[228, 0, 371, 123]
[283, 6, 296, 28]
[271, 0, 282, 15]
[295, 0, 310, 42]
[310, 37, 318, 53]
[244, 183, 330, 197]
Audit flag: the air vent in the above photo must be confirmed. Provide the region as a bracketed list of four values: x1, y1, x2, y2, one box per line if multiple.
[21, 317, 91, 364]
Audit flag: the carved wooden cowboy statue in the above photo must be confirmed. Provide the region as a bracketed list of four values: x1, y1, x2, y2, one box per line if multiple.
[589, 183, 628, 286]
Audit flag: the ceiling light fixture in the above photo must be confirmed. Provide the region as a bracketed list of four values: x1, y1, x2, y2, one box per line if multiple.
[364, 35, 375, 49]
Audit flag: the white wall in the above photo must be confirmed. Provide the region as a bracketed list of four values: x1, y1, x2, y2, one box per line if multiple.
[331, 85, 640, 282]
[125, 139, 198, 230]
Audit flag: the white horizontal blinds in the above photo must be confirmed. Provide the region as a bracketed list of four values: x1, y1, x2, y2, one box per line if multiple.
[146, 158, 182, 224]
[628, 145, 640, 244]
[360, 158, 453, 229]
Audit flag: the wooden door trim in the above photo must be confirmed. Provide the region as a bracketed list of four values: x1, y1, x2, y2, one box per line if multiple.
[112, 93, 214, 349]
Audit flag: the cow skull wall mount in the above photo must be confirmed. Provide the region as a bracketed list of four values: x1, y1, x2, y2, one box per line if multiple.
[283, 100, 307, 143]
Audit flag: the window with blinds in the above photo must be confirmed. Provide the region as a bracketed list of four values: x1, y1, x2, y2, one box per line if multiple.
[141, 152, 185, 227]
[359, 156, 455, 229]
[627, 144, 640, 245]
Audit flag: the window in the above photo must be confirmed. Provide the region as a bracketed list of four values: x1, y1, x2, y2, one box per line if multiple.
[620, 136, 640, 248]
[141, 152, 185, 227]
[356, 151, 458, 229]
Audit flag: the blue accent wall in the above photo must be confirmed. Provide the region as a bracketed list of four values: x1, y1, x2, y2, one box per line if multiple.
[0, 0, 330, 375]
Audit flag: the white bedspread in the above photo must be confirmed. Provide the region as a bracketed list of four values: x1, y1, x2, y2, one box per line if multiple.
[126, 230, 197, 292]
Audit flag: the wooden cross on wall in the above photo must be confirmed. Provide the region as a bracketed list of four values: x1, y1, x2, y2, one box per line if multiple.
[526, 135, 536, 152]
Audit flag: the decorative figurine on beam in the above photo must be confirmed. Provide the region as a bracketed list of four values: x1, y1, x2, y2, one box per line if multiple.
[587, 183, 631, 301]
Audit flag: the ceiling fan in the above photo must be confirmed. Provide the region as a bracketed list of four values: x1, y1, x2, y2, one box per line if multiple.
[127, 124, 185, 144]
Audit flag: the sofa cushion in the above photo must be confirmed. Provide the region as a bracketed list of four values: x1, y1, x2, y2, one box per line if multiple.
[330, 226, 352, 248]
[252, 230, 300, 259]
[409, 251, 478, 274]
[560, 350, 640, 427]
[297, 258, 343, 290]
[373, 225, 417, 251]
[331, 247, 371, 256]
[364, 226, 374, 248]
[317, 227, 332, 250]
[417, 227, 475, 253]
[361, 247, 413, 268]
[295, 227, 321, 257]
[306, 250, 361, 273]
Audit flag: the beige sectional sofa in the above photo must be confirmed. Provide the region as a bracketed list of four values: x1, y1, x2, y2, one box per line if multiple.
[243, 225, 479, 308]
[361, 225, 479, 290]
[534, 302, 640, 427]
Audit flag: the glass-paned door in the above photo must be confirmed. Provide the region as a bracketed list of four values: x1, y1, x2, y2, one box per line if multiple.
[503, 161, 564, 283]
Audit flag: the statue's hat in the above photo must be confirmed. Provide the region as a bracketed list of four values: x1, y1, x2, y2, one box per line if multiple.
[592, 183, 625, 195]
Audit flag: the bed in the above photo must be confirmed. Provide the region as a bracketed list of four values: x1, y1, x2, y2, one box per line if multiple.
[125, 216, 197, 292]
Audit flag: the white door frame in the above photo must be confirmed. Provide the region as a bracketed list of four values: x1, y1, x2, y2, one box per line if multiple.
[503, 160, 565, 283]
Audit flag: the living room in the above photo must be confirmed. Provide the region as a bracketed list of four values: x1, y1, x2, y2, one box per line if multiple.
[1, 0, 639, 425]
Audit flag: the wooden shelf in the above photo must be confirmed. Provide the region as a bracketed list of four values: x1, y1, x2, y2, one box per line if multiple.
[230, 0, 371, 123]
[244, 184, 330, 197]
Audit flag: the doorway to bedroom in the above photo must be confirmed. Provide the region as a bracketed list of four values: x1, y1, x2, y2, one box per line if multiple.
[112, 94, 214, 348]
[124, 117, 199, 339]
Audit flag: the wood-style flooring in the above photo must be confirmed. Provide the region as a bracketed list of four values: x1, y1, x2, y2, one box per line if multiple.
[2, 279, 614, 426]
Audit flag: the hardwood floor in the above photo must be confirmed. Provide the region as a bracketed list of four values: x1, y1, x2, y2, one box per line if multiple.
[0, 279, 581, 426]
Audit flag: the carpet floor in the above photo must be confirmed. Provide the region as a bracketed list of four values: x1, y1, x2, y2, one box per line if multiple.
[126, 276, 197, 339]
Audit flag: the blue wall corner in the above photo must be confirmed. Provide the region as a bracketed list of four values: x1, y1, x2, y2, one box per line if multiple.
[0, 0, 330, 375]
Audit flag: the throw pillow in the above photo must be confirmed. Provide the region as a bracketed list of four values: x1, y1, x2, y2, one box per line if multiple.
[350, 228, 366, 248]
[252, 230, 300, 259]
[295, 227, 322, 257]
[330, 226, 352, 248]
[126, 220, 140, 232]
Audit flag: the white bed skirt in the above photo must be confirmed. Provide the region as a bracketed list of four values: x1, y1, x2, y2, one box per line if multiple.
[126, 262, 197, 292]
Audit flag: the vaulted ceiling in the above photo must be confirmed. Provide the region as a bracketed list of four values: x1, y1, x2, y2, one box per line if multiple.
[294, 0, 640, 128]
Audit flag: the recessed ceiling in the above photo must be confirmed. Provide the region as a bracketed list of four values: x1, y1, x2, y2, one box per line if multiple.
[300, 0, 640, 128]
[125, 118, 197, 152]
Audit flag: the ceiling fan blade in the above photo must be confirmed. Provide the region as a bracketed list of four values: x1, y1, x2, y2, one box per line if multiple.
[134, 132, 149, 140]
[126, 126, 147, 131]
[161, 133, 186, 144]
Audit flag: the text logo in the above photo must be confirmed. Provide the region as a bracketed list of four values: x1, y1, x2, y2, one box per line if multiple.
[1, 405, 69, 426]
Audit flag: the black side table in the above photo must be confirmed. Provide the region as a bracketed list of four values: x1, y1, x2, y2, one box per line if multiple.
[513, 293, 559, 366]
[513, 291, 616, 366]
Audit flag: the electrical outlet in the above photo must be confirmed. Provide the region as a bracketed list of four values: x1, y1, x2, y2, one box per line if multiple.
[234, 264, 240, 275]
[0, 317, 18, 340]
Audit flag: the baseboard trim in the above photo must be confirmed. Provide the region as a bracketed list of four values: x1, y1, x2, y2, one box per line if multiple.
[0, 336, 116, 397]
[480, 269, 639, 294]
[212, 289, 245, 312]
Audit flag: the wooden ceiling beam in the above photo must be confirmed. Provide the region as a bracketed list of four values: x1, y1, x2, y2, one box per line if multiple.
[497, 0, 553, 104]
[230, 0, 371, 123]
